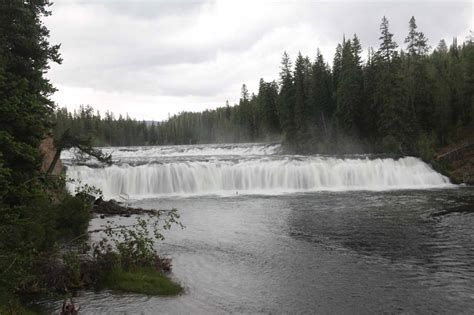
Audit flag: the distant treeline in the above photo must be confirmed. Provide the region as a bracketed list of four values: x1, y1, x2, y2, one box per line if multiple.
[54, 106, 160, 146]
[54, 16, 474, 155]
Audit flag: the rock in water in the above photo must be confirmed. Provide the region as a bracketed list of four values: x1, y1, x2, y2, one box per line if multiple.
[60, 298, 80, 315]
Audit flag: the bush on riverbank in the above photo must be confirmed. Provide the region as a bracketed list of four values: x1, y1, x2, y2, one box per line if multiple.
[85, 212, 183, 295]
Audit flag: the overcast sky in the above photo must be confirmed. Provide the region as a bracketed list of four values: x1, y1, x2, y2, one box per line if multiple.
[44, 0, 472, 121]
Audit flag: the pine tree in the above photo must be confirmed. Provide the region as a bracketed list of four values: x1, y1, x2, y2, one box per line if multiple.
[335, 36, 363, 135]
[461, 39, 474, 125]
[333, 43, 343, 89]
[0, 0, 61, 204]
[239, 84, 253, 140]
[351, 34, 363, 66]
[294, 53, 309, 144]
[258, 79, 280, 136]
[437, 39, 448, 54]
[429, 41, 452, 143]
[310, 50, 333, 136]
[405, 16, 430, 57]
[278, 52, 296, 143]
[360, 47, 379, 139]
[374, 17, 416, 151]
[403, 16, 433, 133]
[377, 16, 398, 63]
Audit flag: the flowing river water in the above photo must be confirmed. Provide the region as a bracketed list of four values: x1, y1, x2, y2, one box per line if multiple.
[38, 143, 474, 314]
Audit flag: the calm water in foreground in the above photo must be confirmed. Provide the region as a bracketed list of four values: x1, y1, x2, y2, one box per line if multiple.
[38, 188, 474, 314]
[37, 144, 474, 313]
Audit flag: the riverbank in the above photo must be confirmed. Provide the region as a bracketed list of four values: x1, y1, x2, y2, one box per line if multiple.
[0, 187, 183, 313]
[433, 127, 474, 184]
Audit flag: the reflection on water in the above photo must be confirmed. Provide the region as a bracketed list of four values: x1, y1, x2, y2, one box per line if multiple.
[36, 188, 474, 313]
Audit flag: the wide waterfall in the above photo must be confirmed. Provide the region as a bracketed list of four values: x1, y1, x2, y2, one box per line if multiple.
[64, 144, 452, 199]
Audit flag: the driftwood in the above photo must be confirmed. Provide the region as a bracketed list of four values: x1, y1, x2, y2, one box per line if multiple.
[92, 197, 156, 217]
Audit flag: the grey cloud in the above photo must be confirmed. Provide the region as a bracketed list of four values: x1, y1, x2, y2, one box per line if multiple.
[55, 0, 208, 19]
[104, 0, 207, 19]
[45, 0, 472, 119]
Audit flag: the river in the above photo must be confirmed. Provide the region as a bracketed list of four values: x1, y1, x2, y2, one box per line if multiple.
[39, 143, 474, 314]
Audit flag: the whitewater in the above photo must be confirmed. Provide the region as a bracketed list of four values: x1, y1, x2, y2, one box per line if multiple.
[42, 143, 474, 314]
[63, 143, 451, 199]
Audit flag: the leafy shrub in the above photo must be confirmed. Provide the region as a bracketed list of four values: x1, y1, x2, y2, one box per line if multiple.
[54, 193, 91, 239]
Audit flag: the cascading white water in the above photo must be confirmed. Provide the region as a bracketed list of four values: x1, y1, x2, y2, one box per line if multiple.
[61, 142, 281, 164]
[66, 151, 452, 199]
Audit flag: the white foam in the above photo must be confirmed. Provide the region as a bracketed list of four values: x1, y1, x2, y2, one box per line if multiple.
[61, 143, 281, 163]
[66, 156, 452, 199]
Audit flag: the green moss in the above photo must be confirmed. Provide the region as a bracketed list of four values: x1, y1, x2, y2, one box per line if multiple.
[103, 267, 183, 296]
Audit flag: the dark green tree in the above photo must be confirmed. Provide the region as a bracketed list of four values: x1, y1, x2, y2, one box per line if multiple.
[257, 79, 280, 136]
[377, 16, 398, 63]
[0, 0, 61, 204]
[403, 16, 433, 133]
[309, 49, 333, 136]
[405, 16, 430, 57]
[278, 52, 296, 143]
[373, 17, 416, 151]
[294, 52, 310, 144]
[334, 36, 364, 135]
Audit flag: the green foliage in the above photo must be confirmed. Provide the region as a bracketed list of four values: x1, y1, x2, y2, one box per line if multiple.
[54, 193, 91, 239]
[88, 209, 183, 295]
[0, 0, 67, 301]
[258, 79, 280, 137]
[377, 16, 398, 63]
[53, 17, 473, 157]
[416, 133, 437, 161]
[53, 106, 158, 146]
[0, 0, 61, 205]
[293, 53, 311, 145]
[107, 217, 159, 268]
[62, 251, 82, 287]
[0, 191, 92, 297]
[278, 51, 296, 144]
[334, 37, 363, 135]
[103, 266, 183, 296]
[93, 209, 182, 270]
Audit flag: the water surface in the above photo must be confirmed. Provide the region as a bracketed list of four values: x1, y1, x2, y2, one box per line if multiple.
[38, 144, 474, 313]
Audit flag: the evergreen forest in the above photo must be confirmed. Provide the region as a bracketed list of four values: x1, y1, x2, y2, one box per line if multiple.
[55, 16, 474, 157]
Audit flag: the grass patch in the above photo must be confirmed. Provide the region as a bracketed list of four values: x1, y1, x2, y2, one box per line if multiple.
[103, 267, 183, 296]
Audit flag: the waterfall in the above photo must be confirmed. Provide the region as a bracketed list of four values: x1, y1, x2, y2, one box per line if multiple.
[66, 156, 452, 199]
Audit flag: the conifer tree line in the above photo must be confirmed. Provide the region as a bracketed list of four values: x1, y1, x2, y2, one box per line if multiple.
[54, 106, 160, 146]
[55, 16, 474, 155]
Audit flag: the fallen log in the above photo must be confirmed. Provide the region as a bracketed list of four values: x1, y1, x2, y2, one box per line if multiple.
[93, 197, 156, 217]
[435, 141, 474, 161]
